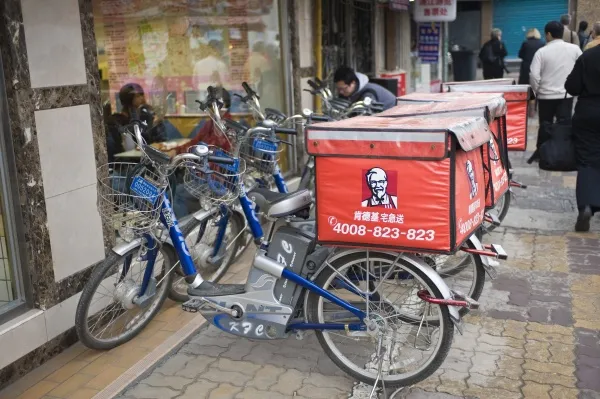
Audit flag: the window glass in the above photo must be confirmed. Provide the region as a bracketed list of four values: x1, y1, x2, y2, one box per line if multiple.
[0, 192, 17, 310]
[92, 0, 288, 171]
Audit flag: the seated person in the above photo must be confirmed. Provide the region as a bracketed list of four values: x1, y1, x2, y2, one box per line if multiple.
[175, 87, 233, 154]
[105, 83, 165, 162]
[172, 87, 233, 218]
[333, 66, 397, 110]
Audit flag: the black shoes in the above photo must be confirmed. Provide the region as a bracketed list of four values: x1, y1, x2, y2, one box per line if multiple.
[575, 206, 593, 232]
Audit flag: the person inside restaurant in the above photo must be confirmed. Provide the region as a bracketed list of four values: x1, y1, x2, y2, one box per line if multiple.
[105, 83, 165, 162]
[171, 86, 233, 218]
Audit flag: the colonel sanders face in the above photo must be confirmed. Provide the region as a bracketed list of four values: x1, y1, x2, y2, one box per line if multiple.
[489, 139, 499, 162]
[466, 160, 478, 199]
[367, 168, 388, 200]
[362, 167, 398, 209]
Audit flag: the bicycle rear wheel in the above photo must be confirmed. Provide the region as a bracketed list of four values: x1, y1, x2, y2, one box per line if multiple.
[306, 252, 454, 388]
[75, 243, 174, 350]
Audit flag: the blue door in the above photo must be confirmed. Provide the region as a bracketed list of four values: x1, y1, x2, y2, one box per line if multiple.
[492, 0, 568, 59]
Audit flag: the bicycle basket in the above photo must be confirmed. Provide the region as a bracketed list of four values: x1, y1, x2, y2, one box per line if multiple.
[183, 148, 244, 205]
[240, 133, 283, 175]
[97, 162, 168, 238]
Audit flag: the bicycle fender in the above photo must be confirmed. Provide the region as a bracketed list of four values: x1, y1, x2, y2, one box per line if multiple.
[468, 234, 497, 279]
[306, 249, 462, 330]
[112, 238, 143, 256]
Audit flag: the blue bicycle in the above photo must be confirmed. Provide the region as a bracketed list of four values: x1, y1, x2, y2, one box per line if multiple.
[75, 110, 480, 388]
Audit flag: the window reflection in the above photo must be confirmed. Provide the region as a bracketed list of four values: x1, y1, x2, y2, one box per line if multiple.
[93, 0, 287, 169]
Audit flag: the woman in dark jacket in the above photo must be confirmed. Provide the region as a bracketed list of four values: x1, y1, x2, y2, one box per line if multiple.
[518, 28, 544, 85]
[564, 45, 600, 231]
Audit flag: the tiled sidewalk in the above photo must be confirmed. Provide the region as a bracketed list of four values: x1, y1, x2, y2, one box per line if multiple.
[3, 118, 600, 399]
[0, 251, 253, 399]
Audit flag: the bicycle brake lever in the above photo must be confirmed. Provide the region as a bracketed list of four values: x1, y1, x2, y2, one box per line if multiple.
[195, 99, 207, 111]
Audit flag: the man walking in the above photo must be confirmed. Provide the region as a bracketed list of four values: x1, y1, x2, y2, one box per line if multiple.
[479, 29, 508, 79]
[528, 21, 582, 164]
[561, 14, 580, 46]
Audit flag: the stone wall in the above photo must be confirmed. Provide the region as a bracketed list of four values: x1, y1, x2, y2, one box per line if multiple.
[0, 0, 108, 387]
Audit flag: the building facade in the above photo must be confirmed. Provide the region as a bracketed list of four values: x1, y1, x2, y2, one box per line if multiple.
[0, 0, 413, 388]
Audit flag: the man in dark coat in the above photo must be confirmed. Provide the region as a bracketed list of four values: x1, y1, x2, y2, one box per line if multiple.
[333, 66, 397, 110]
[565, 45, 600, 231]
[479, 29, 508, 80]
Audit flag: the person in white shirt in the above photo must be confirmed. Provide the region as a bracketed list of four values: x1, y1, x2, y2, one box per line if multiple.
[528, 21, 582, 163]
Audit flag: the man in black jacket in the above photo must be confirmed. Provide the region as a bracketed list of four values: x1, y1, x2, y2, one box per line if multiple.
[333, 67, 397, 110]
[479, 29, 508, 80]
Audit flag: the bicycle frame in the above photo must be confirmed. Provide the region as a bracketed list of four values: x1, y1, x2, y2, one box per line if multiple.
[129, 185, 370, 332]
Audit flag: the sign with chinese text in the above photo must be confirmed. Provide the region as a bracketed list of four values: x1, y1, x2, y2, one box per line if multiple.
[414, 0, 457, 22]
[418, 23, 440, 64]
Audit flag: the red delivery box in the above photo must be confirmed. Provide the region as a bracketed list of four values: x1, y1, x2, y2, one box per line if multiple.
[440, 78, 516, 92]
[376, 97, 509, 209]
[305, 115, 492, 254]
[397, 92, 506, 105]
[441, 84, 532, 151]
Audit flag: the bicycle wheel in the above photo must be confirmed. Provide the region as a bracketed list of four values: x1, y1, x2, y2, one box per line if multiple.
[306, 251, 454, 388]
[483, 191, 511, 232]
[75, 243, 174, 350]
[168, 211, 243, 302]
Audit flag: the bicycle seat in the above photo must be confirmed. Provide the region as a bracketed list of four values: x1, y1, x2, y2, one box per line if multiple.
[248, 188, 312, 219]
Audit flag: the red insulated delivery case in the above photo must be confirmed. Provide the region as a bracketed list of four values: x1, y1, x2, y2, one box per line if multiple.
[305, 115, 492, 254]
[441, 84, 532, 151]
[376, 98, 509, 209]
[440, 78, 516, 92]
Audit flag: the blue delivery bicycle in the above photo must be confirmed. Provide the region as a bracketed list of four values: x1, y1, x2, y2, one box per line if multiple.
[75, 112, 480, 388]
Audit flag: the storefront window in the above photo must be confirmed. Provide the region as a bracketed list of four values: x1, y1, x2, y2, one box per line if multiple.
[0, 195, 16, 309]
[92, 0, 288, 170]
[0, 54, 23, 316]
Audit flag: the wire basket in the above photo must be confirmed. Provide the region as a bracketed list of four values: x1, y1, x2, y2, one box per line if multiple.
[240, 132, 283, 175]
[97, 162, 168, 238]
[183, 148, 245, 205]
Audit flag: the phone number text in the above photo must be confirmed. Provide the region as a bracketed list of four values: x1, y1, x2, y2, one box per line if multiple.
[332, 223, 435, 241]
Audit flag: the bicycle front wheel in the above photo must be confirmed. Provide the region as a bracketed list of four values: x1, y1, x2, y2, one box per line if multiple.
[306, 251, 454, 388]
[75, 243, 174, 350]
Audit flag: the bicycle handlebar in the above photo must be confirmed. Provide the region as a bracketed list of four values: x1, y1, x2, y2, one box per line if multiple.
[309, 114, 332, 122]
[274, 127, 297, 135]
[208, 155, 235, 165]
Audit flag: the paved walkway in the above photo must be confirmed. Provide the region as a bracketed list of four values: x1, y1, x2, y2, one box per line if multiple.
[3, 117, 599, 399]
[114, 120, 600, 399]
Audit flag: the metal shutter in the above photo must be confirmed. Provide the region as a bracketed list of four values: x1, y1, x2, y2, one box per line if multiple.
[492, 0, 568, 58]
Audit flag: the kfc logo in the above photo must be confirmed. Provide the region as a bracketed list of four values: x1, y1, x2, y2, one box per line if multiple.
[361, 167, 398, 209]
[489, 139, 499, 163]
[466, 160, 478, 200]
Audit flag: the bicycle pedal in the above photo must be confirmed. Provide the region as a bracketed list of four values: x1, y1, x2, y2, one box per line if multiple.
[182, 298, 206, 313]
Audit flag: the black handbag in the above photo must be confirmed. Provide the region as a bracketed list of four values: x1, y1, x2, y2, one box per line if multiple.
[538, 121, 577, 172]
